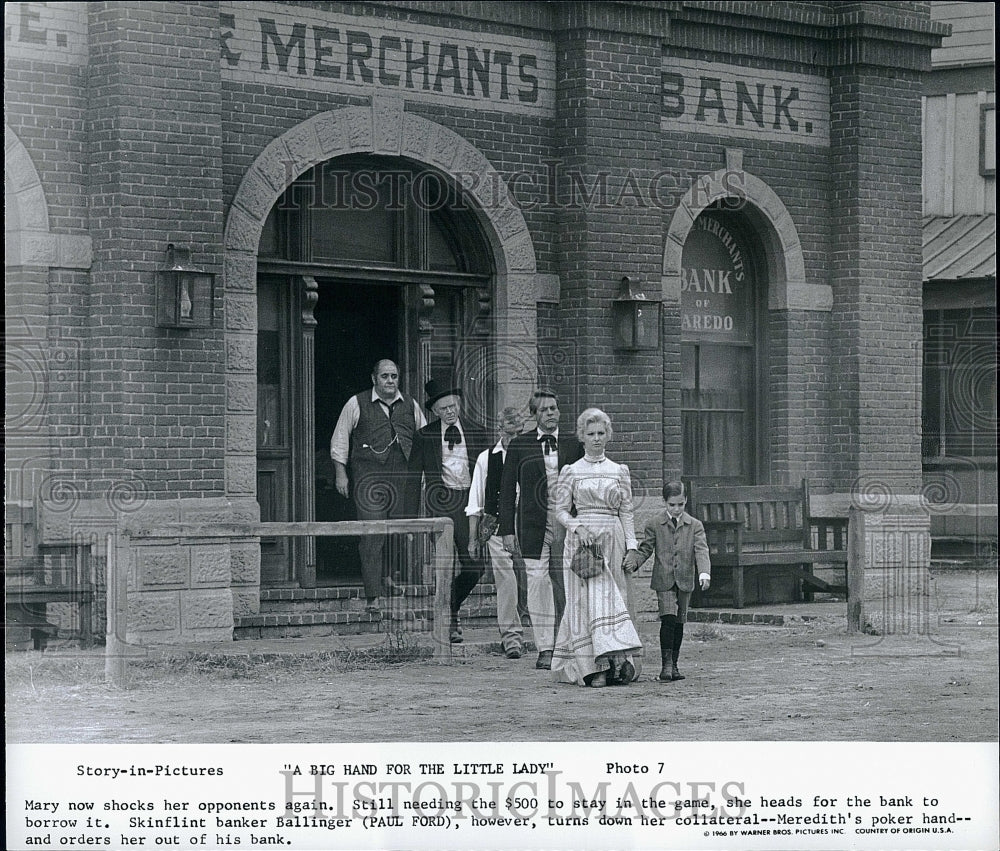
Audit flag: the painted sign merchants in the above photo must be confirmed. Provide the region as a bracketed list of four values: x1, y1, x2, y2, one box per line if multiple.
[220, 2, 555, 115]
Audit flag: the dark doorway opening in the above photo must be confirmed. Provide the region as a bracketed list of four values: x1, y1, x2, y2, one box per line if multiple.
[314, 280, 401, 585]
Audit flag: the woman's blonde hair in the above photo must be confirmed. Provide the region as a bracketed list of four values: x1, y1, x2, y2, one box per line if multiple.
[575, 407, 613, 442]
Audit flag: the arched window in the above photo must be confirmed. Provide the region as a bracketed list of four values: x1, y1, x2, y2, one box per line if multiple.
[258, 154, 491, 275]
[680, 211, 761, 485]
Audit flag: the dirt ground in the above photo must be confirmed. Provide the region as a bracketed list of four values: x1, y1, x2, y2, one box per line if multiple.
[5, 569, 998, 743]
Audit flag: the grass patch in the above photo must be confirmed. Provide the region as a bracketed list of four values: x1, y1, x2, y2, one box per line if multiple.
[693, 624, 729, 642]
[144, 633, 430, 680]
[5, 630, 432, 695]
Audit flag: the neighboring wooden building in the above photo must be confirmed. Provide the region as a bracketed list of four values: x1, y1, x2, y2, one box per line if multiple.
[922, 1, 997, 555]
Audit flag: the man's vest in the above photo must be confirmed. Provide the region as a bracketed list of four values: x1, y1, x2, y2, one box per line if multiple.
[348, 391, 416, 466]
[483, 447, 505, 516]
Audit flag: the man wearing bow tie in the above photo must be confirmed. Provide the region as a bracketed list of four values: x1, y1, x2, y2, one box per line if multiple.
[498, 389, 583, 669]
[409, 379, 489, 644]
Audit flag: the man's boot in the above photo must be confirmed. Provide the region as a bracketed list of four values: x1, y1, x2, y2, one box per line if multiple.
[671, 621, 685, 680]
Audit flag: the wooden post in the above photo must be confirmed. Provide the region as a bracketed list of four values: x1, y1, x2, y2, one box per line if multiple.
[104, 532, 128, 687]
[296, 276, 318, 589]
[432, 518, 454, 661]
[79, 540, 93, 649]
[847, 507, 864, 634]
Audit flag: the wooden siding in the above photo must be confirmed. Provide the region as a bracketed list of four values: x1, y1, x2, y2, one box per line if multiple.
[931, 1, 995, 68]
[923, 90, 997, 215]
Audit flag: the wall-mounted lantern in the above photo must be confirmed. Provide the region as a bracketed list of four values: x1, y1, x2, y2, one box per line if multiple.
[156, 244, 214, 328]
[612, 275, 660, 350]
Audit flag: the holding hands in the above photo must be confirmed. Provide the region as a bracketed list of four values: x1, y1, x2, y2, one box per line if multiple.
[622, 549, 641, 574]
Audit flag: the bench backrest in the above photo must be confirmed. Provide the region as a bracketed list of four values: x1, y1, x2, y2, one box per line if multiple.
[687, 480, 810, 547]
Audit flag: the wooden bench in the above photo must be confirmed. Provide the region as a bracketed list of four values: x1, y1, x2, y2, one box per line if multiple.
[687, 479, 848, 609]
[5, 546, 95, 648]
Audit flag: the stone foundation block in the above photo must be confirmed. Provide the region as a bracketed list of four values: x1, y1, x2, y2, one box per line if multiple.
[128, 591, 181, 633]
[181, 589, 234, 631]
[135, 546, 190, 590]
[191, 544, 231, 587]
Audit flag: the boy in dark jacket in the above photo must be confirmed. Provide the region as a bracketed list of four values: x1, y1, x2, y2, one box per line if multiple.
[625, 481, 711, 682]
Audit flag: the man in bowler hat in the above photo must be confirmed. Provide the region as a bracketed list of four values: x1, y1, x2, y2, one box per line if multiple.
[409, 378, 489, 643]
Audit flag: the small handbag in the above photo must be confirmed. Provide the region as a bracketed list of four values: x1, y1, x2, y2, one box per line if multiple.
[477, 512, 499, 545]
[569, 540, 604, 579]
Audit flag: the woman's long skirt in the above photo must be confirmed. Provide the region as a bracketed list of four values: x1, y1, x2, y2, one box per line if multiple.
[551, 512, 642, 685]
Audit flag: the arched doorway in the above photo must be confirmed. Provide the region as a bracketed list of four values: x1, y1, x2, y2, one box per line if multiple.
[255, 154, 494, 585]
[223, 103, 542, 601]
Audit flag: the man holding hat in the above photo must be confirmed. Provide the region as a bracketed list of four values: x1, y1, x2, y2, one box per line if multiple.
[409, 378, 489, 643]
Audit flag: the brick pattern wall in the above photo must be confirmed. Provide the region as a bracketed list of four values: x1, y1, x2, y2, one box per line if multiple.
[768, 310, 834, 490]
[829, 66, 925, 493]
[85, 1, 226, 498]
[553, 28, 665, 496]
[6, 20, 92, 501]
[4, 51, 89, 236]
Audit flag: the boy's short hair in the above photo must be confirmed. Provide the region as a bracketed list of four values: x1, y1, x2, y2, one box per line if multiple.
[662, 481, 686, 500]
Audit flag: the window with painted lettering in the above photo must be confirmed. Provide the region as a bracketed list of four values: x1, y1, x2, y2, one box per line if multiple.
[680, 212, 758, 485]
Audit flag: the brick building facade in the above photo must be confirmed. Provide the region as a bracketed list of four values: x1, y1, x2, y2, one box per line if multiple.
[5, 1, 948, 644]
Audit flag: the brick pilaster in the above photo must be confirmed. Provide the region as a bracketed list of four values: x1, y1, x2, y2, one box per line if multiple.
[554, 5, 668, 497]
[828, 9, 932, 494]
[86, 1, 225, 499]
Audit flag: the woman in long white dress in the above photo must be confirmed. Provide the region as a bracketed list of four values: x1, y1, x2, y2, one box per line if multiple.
[551, 408, 642, 687]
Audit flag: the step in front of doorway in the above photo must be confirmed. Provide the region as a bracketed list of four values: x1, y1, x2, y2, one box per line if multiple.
[236, 585, 500, 640]
[259, 584, 433, 614]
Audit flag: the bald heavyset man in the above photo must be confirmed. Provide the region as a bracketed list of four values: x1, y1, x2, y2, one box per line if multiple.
[330, 359, 425, 614]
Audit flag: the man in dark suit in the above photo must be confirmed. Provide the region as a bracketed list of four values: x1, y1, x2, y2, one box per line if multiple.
[498, 389, 583, 669]
[409, 378, 490, 644]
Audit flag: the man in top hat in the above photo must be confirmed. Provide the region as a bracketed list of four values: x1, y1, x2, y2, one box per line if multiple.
[498, 389, 583, 669]
[330, 359, 425, 614]
[409, 378, 490, 643]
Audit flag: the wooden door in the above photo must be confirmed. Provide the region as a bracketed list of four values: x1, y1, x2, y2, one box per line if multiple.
[257, 275, 295, 584]
[313, 280, 403, 584]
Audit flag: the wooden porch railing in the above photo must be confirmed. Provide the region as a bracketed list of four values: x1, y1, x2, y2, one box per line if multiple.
[105, 518, 455, 686]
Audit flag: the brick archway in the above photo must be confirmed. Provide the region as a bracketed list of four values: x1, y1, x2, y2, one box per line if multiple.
[5, 127, 93, 510]
[662, 152, 835, 485]
[221, 100, 541, 500]
[661, 153, 830, 311]
[5, 126, 92, 272]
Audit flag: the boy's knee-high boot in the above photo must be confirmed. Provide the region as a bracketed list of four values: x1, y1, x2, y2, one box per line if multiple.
[658, 616, 676, 681]
[671, 621, 685, 680]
